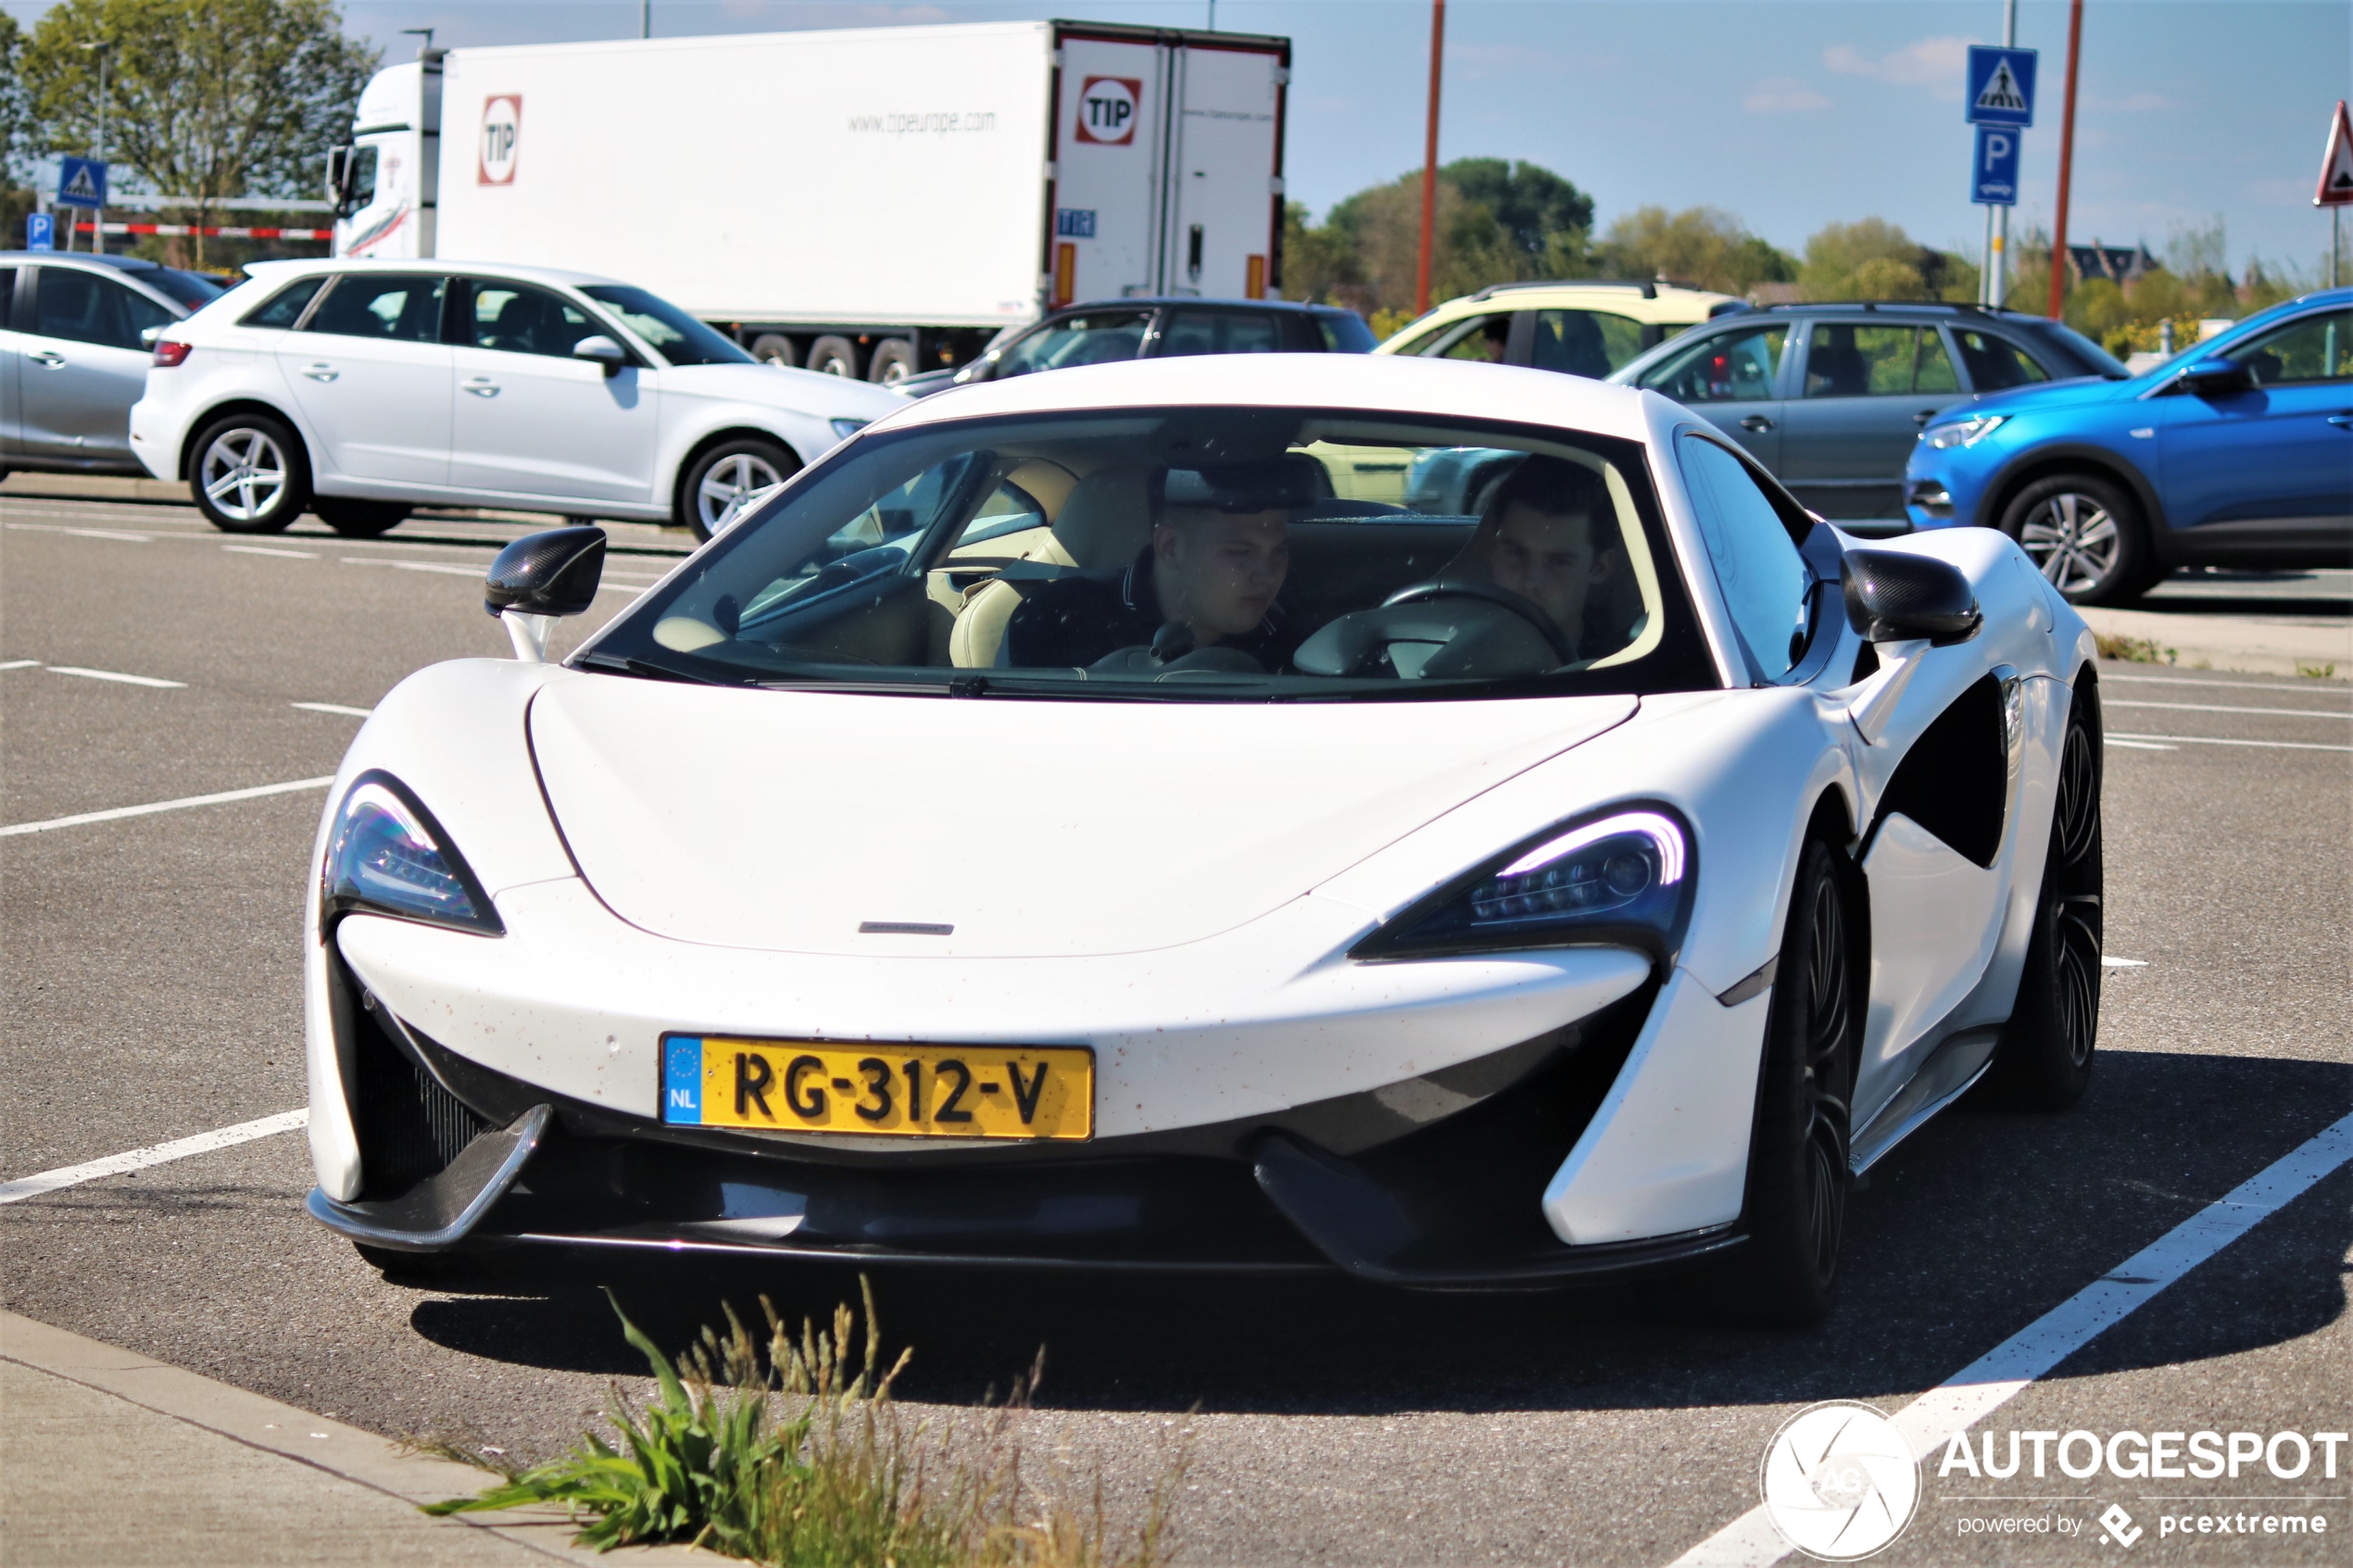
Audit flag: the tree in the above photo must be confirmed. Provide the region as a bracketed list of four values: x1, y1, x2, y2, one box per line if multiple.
[1796, 217, 1975, 303]
[23, 0, 377, 265]
[1595, 207, 1795, 295]
[0, 10, 29, 184]
[1442, 157, 1593, 274]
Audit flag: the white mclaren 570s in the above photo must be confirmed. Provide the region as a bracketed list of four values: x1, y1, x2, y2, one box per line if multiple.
[306, 353, 2104, 1322]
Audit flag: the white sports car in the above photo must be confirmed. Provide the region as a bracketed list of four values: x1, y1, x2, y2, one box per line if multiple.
[305, 355, 2104, 1322]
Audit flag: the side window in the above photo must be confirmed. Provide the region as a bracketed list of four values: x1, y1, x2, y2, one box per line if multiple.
[1530, 309, 1643, 378]
[0, 268, 15, 331]
[242, 276, 325, 329]
[1952, 329, 2049, 391]
[950, 480, 1049, 548]
[465, 281, 597, 357]
[2233, 309, 2353, 386]
[994, 310, 1150, 377]
[1678, 433, 1812, 680]
[301, 274, 447, 343]
[1915, 329, 1960, 393]
[31, 268, 171, 351]
[1314, 311, 1377, 353]
[1157, 309, 1283, 358]
[1802, 324, 1925, 397]
[1432, 312, 1513, 362]
[1638, 324, 1788, 404]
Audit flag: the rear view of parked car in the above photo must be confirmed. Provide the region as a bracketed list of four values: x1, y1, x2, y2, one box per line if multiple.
[898, 296, 1375, 396]
[0, 253, 223, 480]
[1378, 281, 1743, 379]
[131, 258, 901, 538]
[1613, 303, 2128, 532]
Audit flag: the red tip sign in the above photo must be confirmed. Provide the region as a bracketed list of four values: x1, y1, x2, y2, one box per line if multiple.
[2319, 100, 2353, 207]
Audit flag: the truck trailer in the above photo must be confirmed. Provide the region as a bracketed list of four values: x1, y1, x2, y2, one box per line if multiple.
[328, 19, 1291, 383]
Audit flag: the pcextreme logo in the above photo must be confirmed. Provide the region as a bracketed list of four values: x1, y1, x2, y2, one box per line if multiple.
[1075, 75, 1141, 145]
[1760, 1401, 1921, 1561]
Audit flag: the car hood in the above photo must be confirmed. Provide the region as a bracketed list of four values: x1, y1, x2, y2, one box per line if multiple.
[657, 361, 904, 418]
[1947, 373, 2133, 420]
[527, 677, 1637, 959]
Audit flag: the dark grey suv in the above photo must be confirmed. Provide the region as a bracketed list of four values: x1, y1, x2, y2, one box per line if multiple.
[895, 296, 1377, 396]
[1609, 303, 2130, 530]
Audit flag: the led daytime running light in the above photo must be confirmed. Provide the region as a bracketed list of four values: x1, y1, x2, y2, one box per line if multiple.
[321, 774, 502, 935]
[1500, 811, 1686, 885]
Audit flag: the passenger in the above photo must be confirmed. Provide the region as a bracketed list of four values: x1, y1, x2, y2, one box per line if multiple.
[1480, 457, 1621, 656]
[1005, 461, 1302, 669]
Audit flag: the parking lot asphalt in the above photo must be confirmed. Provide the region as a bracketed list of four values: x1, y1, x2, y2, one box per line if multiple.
[3, 492, 2347, 1566]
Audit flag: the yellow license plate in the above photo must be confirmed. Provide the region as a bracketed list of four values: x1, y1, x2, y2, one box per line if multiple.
[661, 1035, 1092, 1140]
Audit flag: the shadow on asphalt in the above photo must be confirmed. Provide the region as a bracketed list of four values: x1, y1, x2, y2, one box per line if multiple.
[405, 1049, 2350, 1416]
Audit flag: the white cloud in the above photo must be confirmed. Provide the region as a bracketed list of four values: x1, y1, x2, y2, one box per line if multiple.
[1824, 36, 1979, 99]
[1743, 77, 1832, 114]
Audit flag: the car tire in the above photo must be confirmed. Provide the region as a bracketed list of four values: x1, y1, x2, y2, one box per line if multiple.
[312, 499, 410, 538]
[189, 411, 310, 533]
[806, 335, 860, 379]
[1978, 692, 2103, 1111]
[866, 339, 917, 385]
[678, 436, 799, 542]
[1999, 472, 2160, 606]
[1722, 837, 1857, 1326]
[749, 333, 797, 367]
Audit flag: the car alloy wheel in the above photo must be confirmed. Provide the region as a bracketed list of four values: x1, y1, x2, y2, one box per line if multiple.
[698, 452, 783, 534]
[1793, 860, 1852, 1286]
[201, 427, 291, 524]
[2017, 490, 2120, 596]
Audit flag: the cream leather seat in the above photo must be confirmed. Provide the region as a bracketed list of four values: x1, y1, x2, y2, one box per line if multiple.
[950, 467, 1155, 667]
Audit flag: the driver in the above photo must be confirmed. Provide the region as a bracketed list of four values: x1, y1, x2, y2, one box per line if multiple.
[1004, 461, 1302, 669]
[1480, 457, 1620, 656]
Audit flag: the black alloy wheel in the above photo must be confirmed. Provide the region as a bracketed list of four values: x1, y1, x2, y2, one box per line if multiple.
[1980, 695, 2104, 1110]
[1999, 472, 2160, 606]
[1724, 837, 1856, 1325]
[313, 499, 410, 538]
[188, 411, 310, 533]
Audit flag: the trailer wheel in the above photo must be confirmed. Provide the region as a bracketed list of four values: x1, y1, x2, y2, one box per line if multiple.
[866, 339, 917, 385]
[806, 336, 860, 379]
[749, 334, 797, 368]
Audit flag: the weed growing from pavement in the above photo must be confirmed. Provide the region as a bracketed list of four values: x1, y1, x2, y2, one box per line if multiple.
[424, 1278, 1186, 1567]
[2095, 633, 2177, 665]
[2296, 661, 2338, 680]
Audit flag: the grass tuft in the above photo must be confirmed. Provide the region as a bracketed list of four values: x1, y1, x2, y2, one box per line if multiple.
[423, 1278, 1185, 1568]
[2095, 632, 2176, 666]
[2296, 661, 2337, 681]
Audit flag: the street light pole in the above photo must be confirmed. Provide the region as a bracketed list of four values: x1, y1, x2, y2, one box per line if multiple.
[2046, 0, 2083, 321]
[1416, 0, 1445, 317]
[82, 39, 111, 255]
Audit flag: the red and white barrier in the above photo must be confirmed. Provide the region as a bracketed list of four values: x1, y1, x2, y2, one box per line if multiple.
[61, 219, 332, 242]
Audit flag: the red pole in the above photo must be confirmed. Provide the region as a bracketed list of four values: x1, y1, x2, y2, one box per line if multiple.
[1416, 0, 1446, 315]
[2046, 0, 2084, 320]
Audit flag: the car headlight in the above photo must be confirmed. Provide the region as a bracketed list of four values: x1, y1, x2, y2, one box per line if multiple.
[1352, 808, 1692, 961]
[321, 771, 502, 935]
[1923, 414, 2009, 449]
[830, 418, 869, 441]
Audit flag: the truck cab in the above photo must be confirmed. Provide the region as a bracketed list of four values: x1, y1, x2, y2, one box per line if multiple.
[328, 57, 439, 260]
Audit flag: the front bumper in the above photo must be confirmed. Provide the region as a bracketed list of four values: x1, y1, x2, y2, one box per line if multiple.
[309, 948, 1745, 1289]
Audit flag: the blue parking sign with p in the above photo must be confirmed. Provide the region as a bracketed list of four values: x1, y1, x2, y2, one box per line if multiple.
[26, 212, 55, 249]
[1965, 46, 2036, 127]
[1972, 128, 2020, 207]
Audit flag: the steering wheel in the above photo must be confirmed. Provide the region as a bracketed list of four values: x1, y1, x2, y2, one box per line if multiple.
[1380, 578, 1579, 665]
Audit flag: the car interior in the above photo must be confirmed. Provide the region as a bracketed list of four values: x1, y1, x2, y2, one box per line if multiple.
[617, 412, 1701, 696]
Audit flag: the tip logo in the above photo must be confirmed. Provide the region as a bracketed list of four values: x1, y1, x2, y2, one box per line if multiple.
[478, 94, 522, 185]
[1076, 76, 1141, 145]
[1760, 1401, 1920, 1561]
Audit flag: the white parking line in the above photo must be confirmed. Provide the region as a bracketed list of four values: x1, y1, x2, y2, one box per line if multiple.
[0, 776, 333, 837]
[291, 702, 373, 718]
[2105, 738, 2177, 751]
[2107, 731, 2353, 754]
[0, 659, 40, 671]
[341, 558, 487, 579]
[2104, 673, 2353, 696]
[1670, 1110, 2353, 1567]
[222, 544, 321, 559]
[64, 527, 153, 542]
[45, 665, 185, 689]
[2102, 956, 2149, 967]
[0, 1110, 308, 1205]
[2107, 699, 2350, 720]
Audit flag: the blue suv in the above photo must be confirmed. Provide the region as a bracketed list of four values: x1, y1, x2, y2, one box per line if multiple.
[1906, 287, 2353, 603]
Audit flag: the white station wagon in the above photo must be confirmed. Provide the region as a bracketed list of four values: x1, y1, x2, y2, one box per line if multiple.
[131, 259, 902, 537]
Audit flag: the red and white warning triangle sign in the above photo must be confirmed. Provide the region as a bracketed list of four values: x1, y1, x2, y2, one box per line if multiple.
[2319, 100, 2353, 207]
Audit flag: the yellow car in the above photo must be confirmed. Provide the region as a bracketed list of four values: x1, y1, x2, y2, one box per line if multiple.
[1316, 282, 1745, 506]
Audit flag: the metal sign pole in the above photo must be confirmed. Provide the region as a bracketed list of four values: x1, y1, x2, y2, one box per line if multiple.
[1993, 0, 2018, 306]
[1415, 0, 1445, 316]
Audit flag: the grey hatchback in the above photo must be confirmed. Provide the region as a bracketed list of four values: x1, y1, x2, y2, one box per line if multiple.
[1609, 303, 2129, 531]
[0, 253, 225, 478]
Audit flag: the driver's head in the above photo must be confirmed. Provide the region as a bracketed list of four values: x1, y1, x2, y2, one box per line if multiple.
[1150, 463, 1298, 642]
[1486, 458, 1617, 646]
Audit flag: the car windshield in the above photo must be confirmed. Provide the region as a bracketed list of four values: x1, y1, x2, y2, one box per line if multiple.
[586, 408, 1718, 700]
[2042, 321, 2132, 379]
[136, 266, 226, 309]
[578, 284, 753, 366]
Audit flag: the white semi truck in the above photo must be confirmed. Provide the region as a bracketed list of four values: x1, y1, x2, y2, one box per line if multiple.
[328, 19, 1291, 383]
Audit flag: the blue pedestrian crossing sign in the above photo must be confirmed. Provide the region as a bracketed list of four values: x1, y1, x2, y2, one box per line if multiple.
[1972, 128, 2021, 207]
[57, 156, 108, 210]
[26, 212, 55, 249]
[1966, 46, 2037, 128]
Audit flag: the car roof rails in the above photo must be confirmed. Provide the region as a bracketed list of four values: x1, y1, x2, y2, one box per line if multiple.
[1755, 300, 2020, 316]
[1468, 278, 1702, 301]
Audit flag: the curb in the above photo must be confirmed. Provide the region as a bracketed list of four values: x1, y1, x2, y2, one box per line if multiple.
[0, 1311, 707, 1564]
[2081, 604, 2350, 681]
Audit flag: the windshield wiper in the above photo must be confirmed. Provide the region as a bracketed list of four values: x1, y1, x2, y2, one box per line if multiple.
[571, 651, 732, 685]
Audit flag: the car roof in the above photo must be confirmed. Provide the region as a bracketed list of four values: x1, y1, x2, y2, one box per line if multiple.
[1384, 281, 1743, 341]
[1740, 301, 2052, 324]
[237, 256, 625, 290]
[1050, 296, 1350, 316]
[0, 250, 186, 275]
[867, 350, 1657, 444]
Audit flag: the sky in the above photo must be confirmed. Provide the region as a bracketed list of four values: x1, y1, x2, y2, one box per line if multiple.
[10, 0, 2348, 275]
